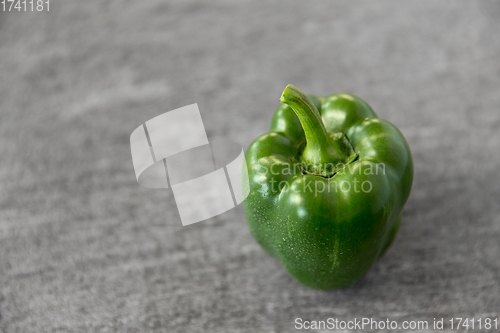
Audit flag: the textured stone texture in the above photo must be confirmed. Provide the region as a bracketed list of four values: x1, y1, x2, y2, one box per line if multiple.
[1, 1, 500, 332]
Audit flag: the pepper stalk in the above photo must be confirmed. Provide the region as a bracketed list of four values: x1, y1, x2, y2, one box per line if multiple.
[280, 84, 355, 177]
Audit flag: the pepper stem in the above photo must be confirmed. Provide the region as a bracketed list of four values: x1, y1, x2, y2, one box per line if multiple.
[280, 84, 350, 176]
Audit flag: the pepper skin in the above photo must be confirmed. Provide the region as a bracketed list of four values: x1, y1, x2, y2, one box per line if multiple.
[244, 84, 413, 289]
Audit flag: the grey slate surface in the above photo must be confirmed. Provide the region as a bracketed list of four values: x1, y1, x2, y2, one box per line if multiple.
[1, 1, 500, 332]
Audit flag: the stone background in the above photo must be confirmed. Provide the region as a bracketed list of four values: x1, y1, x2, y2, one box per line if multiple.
[1, 1, 499, 332]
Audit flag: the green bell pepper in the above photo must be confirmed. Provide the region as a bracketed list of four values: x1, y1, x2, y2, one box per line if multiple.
[244, 84, 413, 289]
